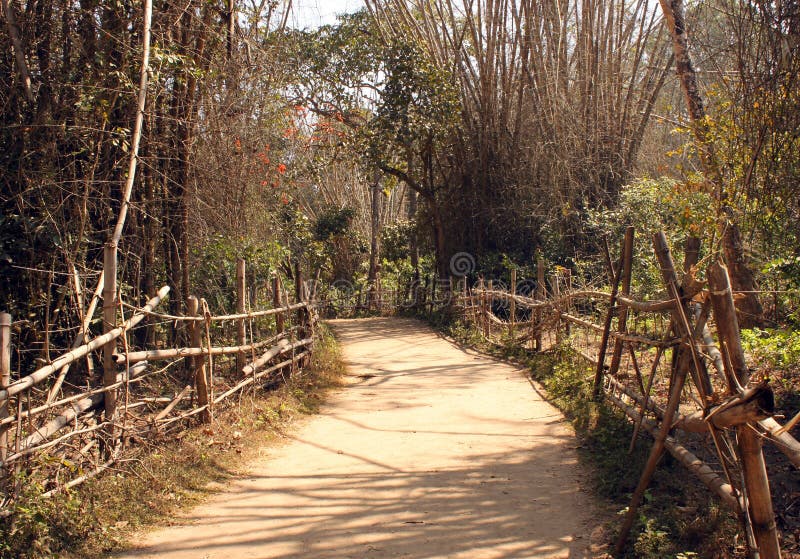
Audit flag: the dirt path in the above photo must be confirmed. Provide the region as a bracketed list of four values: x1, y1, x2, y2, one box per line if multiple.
[118, 317, 603, 559]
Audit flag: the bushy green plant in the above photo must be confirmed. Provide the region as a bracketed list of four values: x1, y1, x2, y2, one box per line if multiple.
[586, 177, 715, 297]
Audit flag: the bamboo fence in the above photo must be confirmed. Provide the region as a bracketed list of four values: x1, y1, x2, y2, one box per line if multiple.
[429, 229, 796, 558]
[0, 255, 318, 516]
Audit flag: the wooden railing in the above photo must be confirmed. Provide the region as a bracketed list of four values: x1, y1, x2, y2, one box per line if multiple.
[0, 258, 317, 514]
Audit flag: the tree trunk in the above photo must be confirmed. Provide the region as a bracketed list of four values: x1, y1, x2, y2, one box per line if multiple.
[407, 168, 420, 284]
[367, 173, 381, 310]
[657, 0, 763, 327]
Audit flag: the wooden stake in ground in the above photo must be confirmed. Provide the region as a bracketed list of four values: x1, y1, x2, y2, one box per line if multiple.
[0, 313, 10, 471]
[536, 258, 545, 351]
[188, 296, 211, 423]
[236, 259, 247, 372]
[614, 232, 699, 554]
[102, 243, 118, 455]
[708, 262, 781, 559]
[607, 226, 635, 378]
[509, 269, 517, 338]
[273, 274, 285, 335]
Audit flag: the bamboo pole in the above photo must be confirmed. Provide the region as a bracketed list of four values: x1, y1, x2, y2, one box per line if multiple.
[536, 258, 544, 351]
[0, 361, 152, 429]
[127, 301, 308, 323]
[608, 226, 634, 378]
[188, 297, 211, 423]
[551, 273, 562, 345]
[46, 270, 104, 404]
[593, 232, 628, 398]
[153, 385, 191, 423]
[294, 262, 306, 332]
[273, 274, 285, 335]
[240, 338, 313, 378]
[114, 329, 298, 364]
[509, 269, 517, 338]
[110, 0, 152, 246]
[487, 280, 493, 338]
[709, 262, 781, 559]
[0, 286, 169, 403]
[214, 348, 311, 405]
[0, 313, 10, 470]
[236, 259, 247, 372]
[606, 389, 740, 510]
[16, 362, 147, 452]
[102, 243, 118, 454]
[614, 233, 696, 554]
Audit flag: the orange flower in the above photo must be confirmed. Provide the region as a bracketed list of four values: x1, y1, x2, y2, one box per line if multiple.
[277, 163, 287, 174]
[281, 193, 289, 204]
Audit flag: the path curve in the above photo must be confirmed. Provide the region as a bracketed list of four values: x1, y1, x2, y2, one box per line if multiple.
[119, 317, 602, 558]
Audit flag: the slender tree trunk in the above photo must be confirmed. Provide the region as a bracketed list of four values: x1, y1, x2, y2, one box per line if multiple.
[657, 0, 763, 326]
[367, 174, 381, 309]
[408, 188, 419, 282]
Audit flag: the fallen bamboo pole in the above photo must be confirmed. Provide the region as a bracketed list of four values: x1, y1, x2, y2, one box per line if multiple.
[240, 338, 313, 378]
[16, 362, 148, 452]
[214, 350, 310, 405]
[125, 301, 308, 323]
[0, 286, 170, 403]
[113, 328, 298, 364]
[0, 361, 154, 428]
[606, 390, 740, 510]
[153, 385, 191, 422]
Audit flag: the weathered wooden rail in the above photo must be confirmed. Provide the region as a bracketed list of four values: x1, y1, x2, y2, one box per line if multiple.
[0, 256, 318, 515]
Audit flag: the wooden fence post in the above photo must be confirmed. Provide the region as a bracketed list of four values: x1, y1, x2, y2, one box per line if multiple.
[535, 258, 545, 351]
[102, 242, 118, 454]
[0, 312, 11, 471]
[509, 269, 517, 338]
[551, 273, 561, 345]
[614, 232, 704, 554]
[709, 262, 781, 559]
[486, 280, 494, 338]
[272, 274, 284, 335]
[188, 296, 211, 423]
[608, 226, 635, 378]
[236, 258, 246, 372]
[294, 262, 306, 332]
[462, 278, 468, 318]
[593, 230, 630, 398]
[480, 278, 489, 338]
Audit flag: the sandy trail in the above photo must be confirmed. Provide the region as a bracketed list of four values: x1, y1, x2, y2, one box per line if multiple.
[118, 317, 601, 559]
